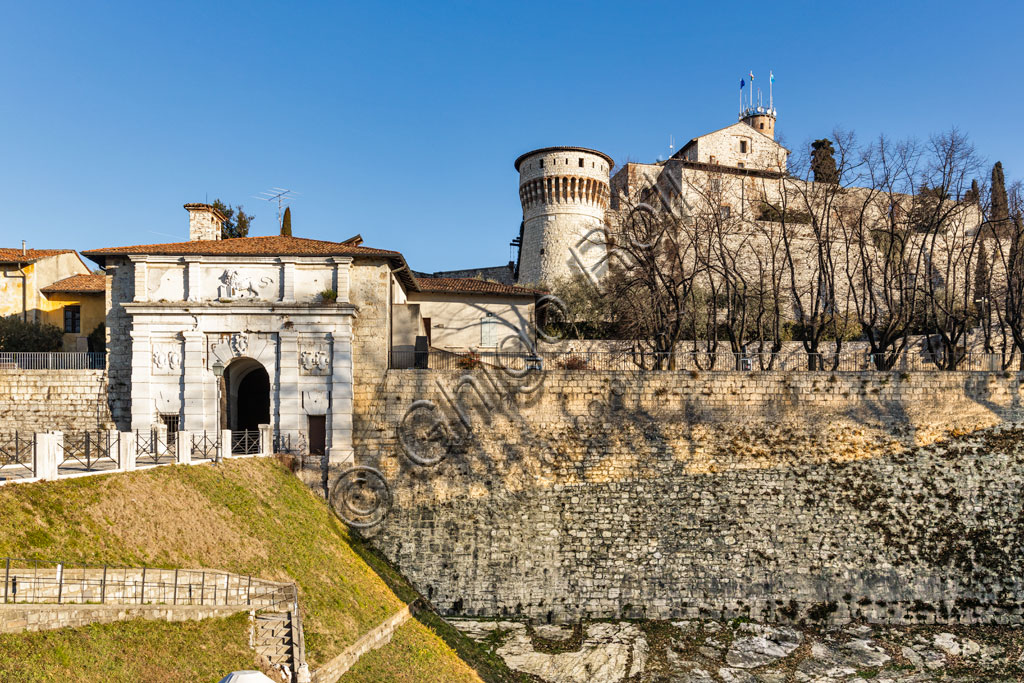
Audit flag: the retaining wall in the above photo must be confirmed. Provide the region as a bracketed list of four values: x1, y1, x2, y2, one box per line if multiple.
[353, 369, 1024, 626]
[0, 370, 112, 434]
[0, 603, 249, 634]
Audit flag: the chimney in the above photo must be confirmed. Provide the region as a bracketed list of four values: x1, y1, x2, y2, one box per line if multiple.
[184, 203, 226, 241]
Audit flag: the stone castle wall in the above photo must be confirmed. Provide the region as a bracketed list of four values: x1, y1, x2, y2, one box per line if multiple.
[0, 369, 112, 434]
[355, 369, 1024, 626]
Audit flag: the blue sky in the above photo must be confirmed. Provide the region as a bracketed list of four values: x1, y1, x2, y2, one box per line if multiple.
[1, 1, 1021, 271]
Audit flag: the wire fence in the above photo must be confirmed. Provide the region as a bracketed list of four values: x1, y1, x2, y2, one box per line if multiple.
[0, 557, 294, 609]
[389, 348, 1021, 373]
[0, 353, 106, 370]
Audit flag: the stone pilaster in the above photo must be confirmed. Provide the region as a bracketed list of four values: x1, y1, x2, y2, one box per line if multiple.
[129, 324, 152, 430]
[278, 330, 301, 446]
[184, 257, 201, 302]
[281, 261, 296, 303]
[331, 257, 352, 302]
[181, 332, 206, 431]
[326, 326, 354, 465]
[131, 258, 149, 303]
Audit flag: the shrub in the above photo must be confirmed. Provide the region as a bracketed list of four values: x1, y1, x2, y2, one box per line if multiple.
[0, 315, 63, 352]
[319, 289, 338, 303]
[558, 355, 588, 370]
[456, 351, 482, 369]
[87, 323, 105, 353]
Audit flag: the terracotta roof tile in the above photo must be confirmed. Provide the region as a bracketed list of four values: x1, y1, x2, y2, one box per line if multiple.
[415, 277, 543, 296]
[40, 273, 106, 294]
[0, 248, 75, 264]
[81, 235, 402, 259]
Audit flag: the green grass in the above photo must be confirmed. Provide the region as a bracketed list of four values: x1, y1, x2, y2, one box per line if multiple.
[0, 611, 253, 683]
[0, 458, 402, 667]
[343, 619, 483, 682]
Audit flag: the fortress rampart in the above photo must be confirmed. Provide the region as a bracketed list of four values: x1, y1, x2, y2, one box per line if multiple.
[356, 369, 1024, 625]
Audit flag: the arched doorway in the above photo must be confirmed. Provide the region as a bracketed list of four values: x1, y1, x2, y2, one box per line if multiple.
[225, 358, 270, 431]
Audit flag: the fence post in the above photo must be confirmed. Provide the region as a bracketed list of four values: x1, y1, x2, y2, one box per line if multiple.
[154, 424, 169, 455]
[175, 431, 192, 465]
[220, 430, 232, 460]
[200, 571, 205, 605]
[34, 433, 58, 481]
[173, 568, 178, 605]
[140, 566, 146, 604]
[246, 575, 252, 606]
[121, 431, 137, 471]
[258, 424, 272, 457]
[3, 558, 8, 604]
[56, 563, 63, 604]
[100, 565, 107, 604]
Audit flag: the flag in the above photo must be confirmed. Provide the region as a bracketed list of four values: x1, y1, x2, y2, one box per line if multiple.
[770, 71, 774, 83]
[740, 78, 745, 89]
[749, 70, 754, 81]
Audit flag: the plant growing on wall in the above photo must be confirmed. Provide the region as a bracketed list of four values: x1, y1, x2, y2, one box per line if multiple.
[319, 289, 338, 303]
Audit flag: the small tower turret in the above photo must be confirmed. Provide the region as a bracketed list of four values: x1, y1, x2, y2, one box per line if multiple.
[514, 147, 613, 286]
[741, 107, 776, 139]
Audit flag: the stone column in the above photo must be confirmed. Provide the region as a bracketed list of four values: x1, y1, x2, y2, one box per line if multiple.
[325, 326, 354, 465]
[129, 325, 153, 431]
[331, 257, 352, 302]
[181, 332, 206, 431]
[258, 424, 272, 456]
[278, 330, 301, 451]
[220, 429, 232, 459]
[120, 431, 137, 472]
[33, 433, 57, 480]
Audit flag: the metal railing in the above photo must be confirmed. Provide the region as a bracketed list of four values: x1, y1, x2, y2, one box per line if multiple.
[389, 348, 1024, 373]
[0, 557, 294, 610]
[56, 432, 119, 473]
[135, 429, 174, 466]
[231, 430, 260, 456]
[0, 433, 33, 469]
[190, 431, 220, 461]
[0, 352, 105, 370]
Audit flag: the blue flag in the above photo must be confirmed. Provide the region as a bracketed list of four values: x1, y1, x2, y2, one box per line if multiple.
[740, 78, 745, 89]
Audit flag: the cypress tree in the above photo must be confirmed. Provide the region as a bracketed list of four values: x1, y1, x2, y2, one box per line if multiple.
[964, 179, 980, 204]
[991, 162, 1009, 223]
[810, 139, 839, 184]
[281, 206, 292, 236]
[974, 240, 990, 302]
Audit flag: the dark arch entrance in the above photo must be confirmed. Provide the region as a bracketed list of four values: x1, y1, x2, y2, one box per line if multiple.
[225, 358, 270, 431]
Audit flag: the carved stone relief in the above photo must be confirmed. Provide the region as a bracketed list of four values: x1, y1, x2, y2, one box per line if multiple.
[300, 343, 330, 375]
[217, 270, 273, 300]
[208, 332, 273, 368]
[152, 342, 183, 375]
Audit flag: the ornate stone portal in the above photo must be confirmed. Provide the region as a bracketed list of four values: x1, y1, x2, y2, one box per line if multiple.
[117, 252, 358, 465]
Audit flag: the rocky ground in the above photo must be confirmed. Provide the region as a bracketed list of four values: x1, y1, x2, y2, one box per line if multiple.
[449, 618, 1024, 682]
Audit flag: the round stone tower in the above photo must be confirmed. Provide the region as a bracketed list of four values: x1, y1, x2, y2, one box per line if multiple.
[741, 107, 777, 139]
[514, 146, 614, 286]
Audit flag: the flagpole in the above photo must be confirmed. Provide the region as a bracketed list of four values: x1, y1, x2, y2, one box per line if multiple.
[769, 71, 773, 111]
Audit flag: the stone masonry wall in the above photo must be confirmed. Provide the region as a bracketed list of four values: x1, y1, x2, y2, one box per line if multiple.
[0, 603, 248, 634]
[354, 369, 1024, 626]
[0, 370, 112, 434]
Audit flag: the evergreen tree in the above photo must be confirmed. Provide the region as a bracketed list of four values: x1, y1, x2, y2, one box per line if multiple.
[964, 179, 980, 204]
[991, 162, 1009, 223]
[810, 139, 839, 184]
[974, 240, 990, 303]
[281, 206, 292, 236]
[211, 199, 254, 239]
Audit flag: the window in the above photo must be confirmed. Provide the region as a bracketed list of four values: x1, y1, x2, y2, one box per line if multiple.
[738, 162, 745, 169]
[759, 122, 765, 129]
[740, 140, 748, 154]
[579, 158, 584, 167]
[539, 159, 544, 168]
[159, 413, 179, 446]
[480, 313, 497, 347]
[63, 305, 81, 333]
[720, 205, 731, 220]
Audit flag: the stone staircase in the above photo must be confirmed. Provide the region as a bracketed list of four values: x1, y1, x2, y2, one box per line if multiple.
[252, 588, 308, 682]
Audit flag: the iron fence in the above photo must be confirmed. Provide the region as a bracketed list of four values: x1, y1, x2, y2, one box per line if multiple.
[389, 348, 1024, 373]
[56, 432, 119, 473]
[135, 429, 174, 466]
[0, 433, 33, 480]
[0, 352, 105, 370]
[231, 430, 260, 455]
[190, 431, 220, 461]
[0, 557, 293, 609]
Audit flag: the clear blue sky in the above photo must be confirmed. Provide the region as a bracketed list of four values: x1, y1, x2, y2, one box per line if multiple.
[2, 1, 1021, 271]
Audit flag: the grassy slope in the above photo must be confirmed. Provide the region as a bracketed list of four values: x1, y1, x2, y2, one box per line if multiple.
[0, 612, 253, 683]
[343, 619, 483, 683]
[0, 458, 480, 680]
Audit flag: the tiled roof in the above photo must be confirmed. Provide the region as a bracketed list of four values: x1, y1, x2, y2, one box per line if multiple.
[82, 235, 418, 291]
[415, 277, 543, 297]
[81, 235, 402, 259]
[40, 273, 106, 294]
[0, 248, 75, 264]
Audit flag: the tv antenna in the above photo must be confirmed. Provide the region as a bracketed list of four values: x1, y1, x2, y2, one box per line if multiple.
[254, 188, 299, 229]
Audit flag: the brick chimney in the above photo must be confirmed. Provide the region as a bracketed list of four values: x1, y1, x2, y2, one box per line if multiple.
[184, 203, 226, 241]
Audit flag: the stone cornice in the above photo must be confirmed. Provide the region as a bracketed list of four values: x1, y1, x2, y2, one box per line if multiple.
[123, 302, 358, 317]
